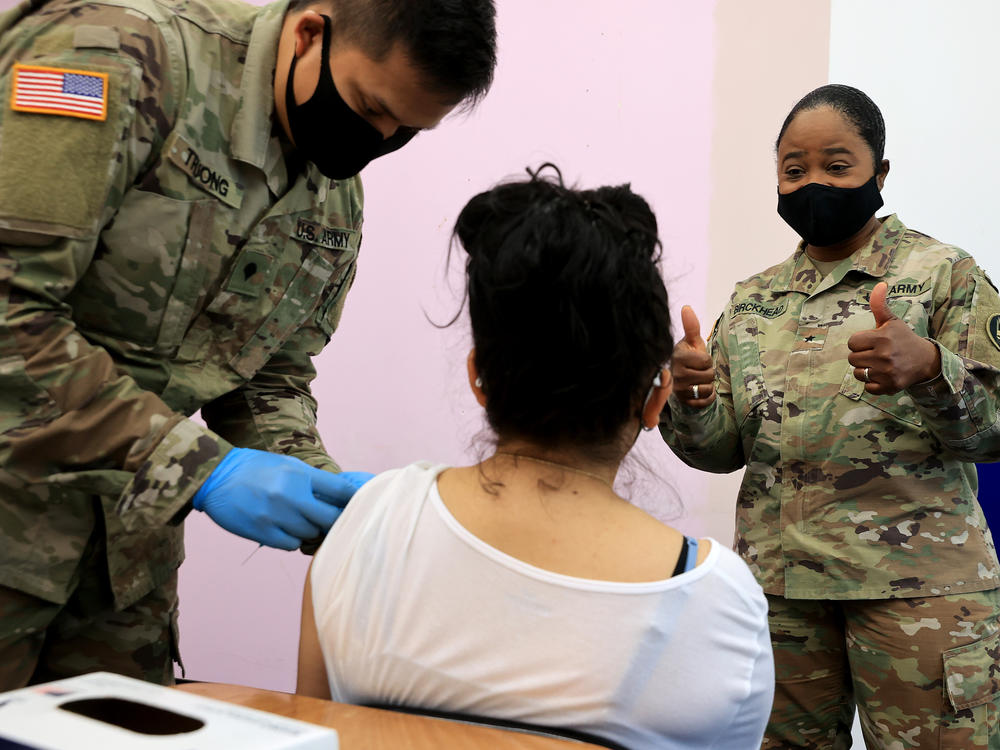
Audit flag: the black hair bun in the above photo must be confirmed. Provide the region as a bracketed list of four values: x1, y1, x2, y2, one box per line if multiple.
[451, 165, 675, 454]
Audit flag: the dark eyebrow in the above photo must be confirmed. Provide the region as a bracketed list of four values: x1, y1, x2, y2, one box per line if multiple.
[781, 146, 855, 164]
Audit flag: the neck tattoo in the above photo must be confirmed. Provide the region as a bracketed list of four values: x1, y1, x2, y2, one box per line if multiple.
[493, 452, 614, 490]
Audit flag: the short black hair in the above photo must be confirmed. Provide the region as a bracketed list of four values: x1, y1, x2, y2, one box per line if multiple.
[289, 0, 496, 107]
[776, 84, 886, 171]
[453, 165, 674, 459]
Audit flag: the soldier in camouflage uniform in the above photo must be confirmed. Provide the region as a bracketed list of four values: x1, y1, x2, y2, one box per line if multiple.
[0, 0, 496, 687]
[661, 84, 1000, 748]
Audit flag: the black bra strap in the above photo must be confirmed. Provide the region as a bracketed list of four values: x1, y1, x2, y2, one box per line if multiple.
[671, 536, 691, 577]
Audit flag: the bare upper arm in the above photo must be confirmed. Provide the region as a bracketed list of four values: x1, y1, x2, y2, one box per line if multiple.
[296, 564, 332, 699]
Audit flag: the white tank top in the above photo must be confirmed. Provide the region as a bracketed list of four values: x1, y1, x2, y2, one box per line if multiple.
[310, 462, 774, 749]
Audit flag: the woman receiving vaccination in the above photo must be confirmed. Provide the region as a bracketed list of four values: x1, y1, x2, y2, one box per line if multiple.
[298, 166, 774, 749]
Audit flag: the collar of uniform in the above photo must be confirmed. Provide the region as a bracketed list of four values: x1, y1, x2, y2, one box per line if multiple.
[230, 0, 288, 170]
[769, 213, 905, 293]
[847, 213, 905, 278]
[231, 0, 331, 200]
[768, 246, 823, 295]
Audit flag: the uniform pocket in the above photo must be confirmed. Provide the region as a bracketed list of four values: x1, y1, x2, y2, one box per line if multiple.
[837, 361, 923, 427]
[198, 243, 280, 351]
[941, 630, 1000, 748]
[155, 200, 220, 352]
[70, 190, 199, 348]
[834, 287, 927, 426]
[731, 321, 768, 427]
[227, 247, 339, 378]
[315, 257, 356, 343]
[944, 630, 1000, 711]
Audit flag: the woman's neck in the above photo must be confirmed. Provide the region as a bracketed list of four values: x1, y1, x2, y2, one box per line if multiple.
[435, 445, 687, 583]
[488, 443, 621, 495]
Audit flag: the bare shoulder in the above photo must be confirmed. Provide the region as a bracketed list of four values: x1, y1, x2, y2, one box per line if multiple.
[695, 538, 712, 567]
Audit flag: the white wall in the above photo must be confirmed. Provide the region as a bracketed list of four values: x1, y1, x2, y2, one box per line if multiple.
[830, 0, 1000, 278]
[827, 4, 1000, 744]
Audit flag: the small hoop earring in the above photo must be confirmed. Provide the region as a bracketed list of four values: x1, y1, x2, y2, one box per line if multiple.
[641, 423, 655, 432]
[475, 377, 482, 388]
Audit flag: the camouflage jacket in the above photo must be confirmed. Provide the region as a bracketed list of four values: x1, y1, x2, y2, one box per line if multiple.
[661, 215, 1000, 599]
[0, 0, 362, 608]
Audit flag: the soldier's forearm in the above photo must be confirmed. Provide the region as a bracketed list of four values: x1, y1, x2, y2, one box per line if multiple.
[660, 394, 746, 473]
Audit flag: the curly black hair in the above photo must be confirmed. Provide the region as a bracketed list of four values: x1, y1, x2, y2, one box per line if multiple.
[452, 165, 673, 458]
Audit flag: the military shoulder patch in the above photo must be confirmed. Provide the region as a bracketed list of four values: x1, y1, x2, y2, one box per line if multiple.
[10, 63, 108, 121]
[983, 270, 1000, 294]
[988, 314, 1000, 352]
[708, 312, 723, 343]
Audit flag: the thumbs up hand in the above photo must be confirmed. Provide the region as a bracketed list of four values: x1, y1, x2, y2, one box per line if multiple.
[869, 281, 897, 328]
[671, 305, 717, 408]
[847, 281, 942, 395]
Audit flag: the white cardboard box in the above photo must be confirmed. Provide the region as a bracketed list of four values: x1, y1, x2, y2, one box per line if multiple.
[0, 672, 338, 750]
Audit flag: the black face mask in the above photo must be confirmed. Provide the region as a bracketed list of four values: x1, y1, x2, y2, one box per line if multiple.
[776, 176, 883, 247]
[285, 15, 417, 180]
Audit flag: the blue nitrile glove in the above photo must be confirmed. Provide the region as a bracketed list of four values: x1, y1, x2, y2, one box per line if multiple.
[335, 471, 376, 493]
[192, 447, 373, 550]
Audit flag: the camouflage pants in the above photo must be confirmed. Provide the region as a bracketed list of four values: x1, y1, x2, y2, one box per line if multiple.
[763, 590, 1000, 749]
[0, 526, 180, 690]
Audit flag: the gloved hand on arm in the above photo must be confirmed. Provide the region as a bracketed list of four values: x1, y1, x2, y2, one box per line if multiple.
[192, 447, 375, 550]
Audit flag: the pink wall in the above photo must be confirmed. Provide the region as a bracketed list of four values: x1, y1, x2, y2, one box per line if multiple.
[179, 0, 718, 690]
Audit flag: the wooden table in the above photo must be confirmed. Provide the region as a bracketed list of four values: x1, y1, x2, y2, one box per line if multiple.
[175, 683, 605, 749]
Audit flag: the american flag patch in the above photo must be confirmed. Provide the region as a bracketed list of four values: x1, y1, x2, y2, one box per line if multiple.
[10, 63, 108, 121]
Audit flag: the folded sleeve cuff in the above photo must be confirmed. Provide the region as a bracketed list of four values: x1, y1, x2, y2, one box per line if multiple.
[116, 418, 234, 532]
[660, 393, 729, 453]
[907, 341, 1000, 454]
[907, 341, 962, 406]
[662, 392, 723, 432]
